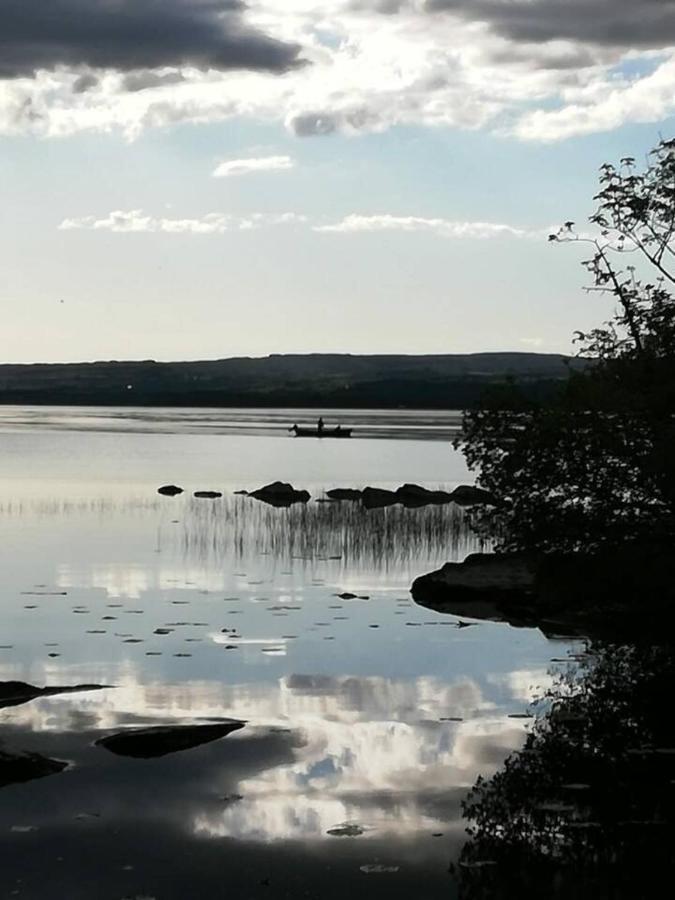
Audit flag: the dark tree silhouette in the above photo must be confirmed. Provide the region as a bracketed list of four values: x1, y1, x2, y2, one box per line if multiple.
[457, 139, 675, 553]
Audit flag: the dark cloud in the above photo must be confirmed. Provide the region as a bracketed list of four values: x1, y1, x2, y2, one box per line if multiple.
[289, 107, 381, 137]
[71, 72, 100, 94]
[0, 0, 302, 79]
[425, 0, 675, 51]
[121, 70, 187, 92]
[290, 111, 340, 136]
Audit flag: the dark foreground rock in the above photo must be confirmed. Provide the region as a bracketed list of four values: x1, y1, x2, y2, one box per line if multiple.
[249, 482, 310, 507]
[96, 720, 245, 758]
[412, 547, 675, 638]
[0, 681, 109, 710]
[0, 750, 68, 788]
[193, 490, 223, 499]
[158, 485, 184, 496]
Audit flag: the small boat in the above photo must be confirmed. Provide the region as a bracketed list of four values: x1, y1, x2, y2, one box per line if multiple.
[289, 424, 352, 438]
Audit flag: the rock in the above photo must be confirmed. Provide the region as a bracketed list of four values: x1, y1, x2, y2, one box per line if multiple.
[412, 546, 675, 639]
[233, 490, 249, 495]
[326, 488, 363, 501]
[0, 681, 109, 710]
[193, 490, 222, 499]
[96, 720, 245, 758]
[412, 554, 536, 603]
[249, 482, 310, 507]
[0, 750, 67, 788]
[361, 486, 398, 509]
[449, 485, 498, 506]
[395, 483, 454, 507]
[157, 485, 183, 497]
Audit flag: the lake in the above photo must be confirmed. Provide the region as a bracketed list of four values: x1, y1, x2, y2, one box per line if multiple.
[0, 407, 581, 899]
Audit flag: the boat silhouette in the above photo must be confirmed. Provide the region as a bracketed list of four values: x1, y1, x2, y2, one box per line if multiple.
[289, 424, 352, 438]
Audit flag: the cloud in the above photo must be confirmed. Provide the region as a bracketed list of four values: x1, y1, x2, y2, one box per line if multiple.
[514, 55, 675, 141]
[2, 1, 673, 143]
[213, 155, 294, 177]
[425, 0, 675, 52]
[59, 208, 552, 240]
[0, 0, 302, 78]
[59, 209, 307, 234]
[315, 213, 539, 239]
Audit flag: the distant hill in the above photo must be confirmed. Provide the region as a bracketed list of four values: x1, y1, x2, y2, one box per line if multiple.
[0, 353, 583, 408]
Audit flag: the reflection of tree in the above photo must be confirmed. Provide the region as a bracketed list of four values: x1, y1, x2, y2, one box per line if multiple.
[457, 642, 675, 899]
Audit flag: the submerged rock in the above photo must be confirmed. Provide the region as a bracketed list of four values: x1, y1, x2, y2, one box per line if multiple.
[0, 681, 109, 710]
[96, 720, 245, 758]
[157, 485, 184, 497]
[249, 482, 310, 507]
[0, 750, 68, 788]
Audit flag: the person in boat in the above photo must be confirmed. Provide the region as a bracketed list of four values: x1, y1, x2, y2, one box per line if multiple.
[317, 417, 324, 433]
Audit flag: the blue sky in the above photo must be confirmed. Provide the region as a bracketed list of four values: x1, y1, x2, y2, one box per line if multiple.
[2, 1, 675, 362]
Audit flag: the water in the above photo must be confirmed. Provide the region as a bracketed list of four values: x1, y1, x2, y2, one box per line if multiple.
[0, 407, 580, 899]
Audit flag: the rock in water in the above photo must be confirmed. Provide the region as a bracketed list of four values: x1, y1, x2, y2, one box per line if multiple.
[158, 485, 184, 496]
[326, 488, 363, 501]
[193, 490, 223, 499]
[361, 487, 398, 509]
[249, 482, 310, 507]
[96, 721, 245, 758]
[449, 485, 498, 506]
[395, 484, 454, 507]
[412, 554, 536, 605]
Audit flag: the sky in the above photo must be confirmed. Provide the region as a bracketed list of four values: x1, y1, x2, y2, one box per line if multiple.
[2, 0, 675, 363]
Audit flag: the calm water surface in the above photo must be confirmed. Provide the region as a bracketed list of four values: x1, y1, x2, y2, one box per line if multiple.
[0, 408, 580, 899]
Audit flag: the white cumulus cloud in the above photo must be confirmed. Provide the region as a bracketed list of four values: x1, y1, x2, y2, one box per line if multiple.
[315, 214, 540, 239]
[59, 209, 307, 234]
[213, 154, 295, 177]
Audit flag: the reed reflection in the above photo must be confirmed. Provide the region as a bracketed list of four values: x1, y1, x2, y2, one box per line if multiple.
[176, 495, 480, 570]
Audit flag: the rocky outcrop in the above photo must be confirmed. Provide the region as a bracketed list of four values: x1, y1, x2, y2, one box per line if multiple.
[413, 554, 536, 600]
[193, 490, 223, 499]
[158, 485, 184, 496]
[412, 547, 675, 638]
[96, 720, 245, 758]
[249, 482, 310, 507]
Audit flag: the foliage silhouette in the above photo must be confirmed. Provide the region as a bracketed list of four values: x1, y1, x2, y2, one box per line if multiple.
[457, 139, 675, 553]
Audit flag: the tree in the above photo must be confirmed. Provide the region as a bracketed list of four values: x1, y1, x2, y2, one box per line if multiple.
[456, 139, 675, 554]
